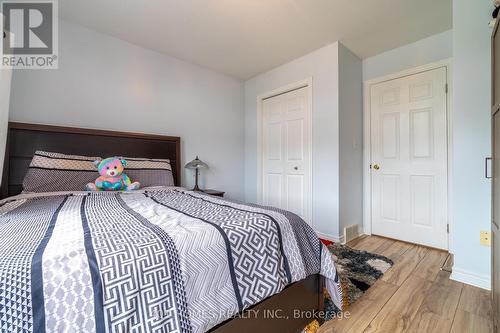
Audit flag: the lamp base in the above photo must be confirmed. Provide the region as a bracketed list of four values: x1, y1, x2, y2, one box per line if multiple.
[192, 169, 201, 192]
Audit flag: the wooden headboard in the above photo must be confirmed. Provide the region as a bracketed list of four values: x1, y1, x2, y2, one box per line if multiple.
[0, 122, 181, 199]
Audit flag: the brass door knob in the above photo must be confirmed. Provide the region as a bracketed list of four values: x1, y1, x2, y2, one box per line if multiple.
[373, 164, 380, 170]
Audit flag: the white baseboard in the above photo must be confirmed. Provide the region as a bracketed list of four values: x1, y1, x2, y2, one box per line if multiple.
[315, 231, 370, 245]
[316, 231, 344, 244]
[450, 267, 491, 290]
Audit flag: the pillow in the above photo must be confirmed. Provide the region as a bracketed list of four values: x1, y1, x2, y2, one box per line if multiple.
[123, 157, 175, 187]
[22, 151, 101, 193]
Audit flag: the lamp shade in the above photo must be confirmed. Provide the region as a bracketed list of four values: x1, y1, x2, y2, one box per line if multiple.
[185, 156, 208, 169]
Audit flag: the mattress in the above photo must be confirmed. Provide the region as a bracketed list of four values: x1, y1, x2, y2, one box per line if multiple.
[0, 187, 342, 333]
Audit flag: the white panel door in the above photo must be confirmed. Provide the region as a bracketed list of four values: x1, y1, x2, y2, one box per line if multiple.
[262, 87, 311, 224]
[371, 67, 448, 249]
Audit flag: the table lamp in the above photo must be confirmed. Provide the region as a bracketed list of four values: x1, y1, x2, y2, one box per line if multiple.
[185, 156, 208, 191]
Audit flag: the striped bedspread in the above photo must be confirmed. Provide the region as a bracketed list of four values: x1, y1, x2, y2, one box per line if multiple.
[0, 187, 342, 333]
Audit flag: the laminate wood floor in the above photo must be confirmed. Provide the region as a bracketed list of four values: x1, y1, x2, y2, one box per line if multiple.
[318, 235, 493, 333]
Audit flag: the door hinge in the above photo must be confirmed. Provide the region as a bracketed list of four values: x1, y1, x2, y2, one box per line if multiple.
[445, 83, 448, 94]
[447, 224, 450, 233]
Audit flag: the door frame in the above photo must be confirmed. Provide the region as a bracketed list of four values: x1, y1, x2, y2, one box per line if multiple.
[363, 59, 453, 251]
[0, 29, 13, 189]
[256, 77, 313, 226]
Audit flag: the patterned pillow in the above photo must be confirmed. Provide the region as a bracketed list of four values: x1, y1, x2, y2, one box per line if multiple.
[22, 151, 101, 193]
[124, 157, 175, 187]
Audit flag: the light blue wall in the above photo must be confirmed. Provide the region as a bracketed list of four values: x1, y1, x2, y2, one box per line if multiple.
[338, 44, 363, 235]
[9, 20, 245, 199]
[363, 14, 491, 287]
[9, 13, 493, 288]
[363, 30, 453, 81]
[244, 42, 363, 241]
[451, 0, 492, 287]
[244, 43, 341, 239]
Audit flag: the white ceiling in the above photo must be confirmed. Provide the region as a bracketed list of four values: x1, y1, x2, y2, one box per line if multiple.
[60, 0, 452, 80]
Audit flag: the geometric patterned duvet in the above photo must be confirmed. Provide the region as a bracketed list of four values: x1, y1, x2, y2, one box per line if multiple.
[0, 187, 342, 333]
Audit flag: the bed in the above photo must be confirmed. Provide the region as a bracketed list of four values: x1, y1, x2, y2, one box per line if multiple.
[0, 122, 342, 333]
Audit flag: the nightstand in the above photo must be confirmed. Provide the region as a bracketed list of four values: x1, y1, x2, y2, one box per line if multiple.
[201, 189, 225, 198]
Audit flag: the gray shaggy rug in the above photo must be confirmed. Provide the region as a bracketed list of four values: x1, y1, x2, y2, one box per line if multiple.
[324, 243, 393, 319]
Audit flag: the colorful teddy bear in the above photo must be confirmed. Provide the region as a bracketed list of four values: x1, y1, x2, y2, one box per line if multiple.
[86, 157, 140, 191]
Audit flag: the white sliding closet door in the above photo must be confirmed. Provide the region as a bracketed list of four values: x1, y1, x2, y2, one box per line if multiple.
[262, 86, 311, 224]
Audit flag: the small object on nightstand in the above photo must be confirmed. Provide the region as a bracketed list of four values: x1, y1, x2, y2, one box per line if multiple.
[201, 189, 225, 198]
[185, 156, 208, 191]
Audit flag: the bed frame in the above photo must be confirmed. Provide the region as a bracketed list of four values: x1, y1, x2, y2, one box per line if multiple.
[0, 122, 181, 198]
[0, 122, 325, 333]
